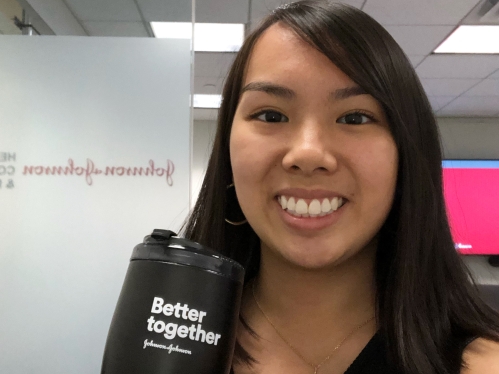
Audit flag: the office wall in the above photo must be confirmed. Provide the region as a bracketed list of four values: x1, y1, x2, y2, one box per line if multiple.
[439, 117, 499, 160]
[192, 120, 217, 207]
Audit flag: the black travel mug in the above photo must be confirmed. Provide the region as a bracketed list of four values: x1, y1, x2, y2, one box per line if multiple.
[101, 229, 245, 374]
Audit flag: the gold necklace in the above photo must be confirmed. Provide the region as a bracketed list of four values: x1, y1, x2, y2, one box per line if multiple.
[251, 282, 375, 374]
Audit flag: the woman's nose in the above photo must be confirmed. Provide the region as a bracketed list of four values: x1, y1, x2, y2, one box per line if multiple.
[281, 122, 338, 175]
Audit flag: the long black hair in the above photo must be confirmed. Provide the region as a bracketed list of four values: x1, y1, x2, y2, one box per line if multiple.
[183, 1, 499, 373]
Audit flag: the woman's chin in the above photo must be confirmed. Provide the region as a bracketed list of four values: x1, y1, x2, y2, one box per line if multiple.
[273, 244, 353, 270]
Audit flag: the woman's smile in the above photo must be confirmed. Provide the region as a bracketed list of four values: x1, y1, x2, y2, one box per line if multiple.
[275, 194, 348, 232]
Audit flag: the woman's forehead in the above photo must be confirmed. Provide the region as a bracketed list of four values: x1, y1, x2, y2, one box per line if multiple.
[242, 23, 356, 93]
[245, 24, 314, 74]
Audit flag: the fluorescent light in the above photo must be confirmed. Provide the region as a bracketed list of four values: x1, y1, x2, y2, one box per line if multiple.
[194, 23, 244, 52]
[193, 94, 222, 108]
[434, 25, 499, 54]
[151, 22, 244, 52]
[150, 22, 192, 39]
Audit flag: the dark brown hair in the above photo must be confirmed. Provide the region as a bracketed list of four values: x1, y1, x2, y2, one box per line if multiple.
[183, 1, 499, 373]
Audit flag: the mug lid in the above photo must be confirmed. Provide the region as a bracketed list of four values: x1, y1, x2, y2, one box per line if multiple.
[130, 229, 245, 283]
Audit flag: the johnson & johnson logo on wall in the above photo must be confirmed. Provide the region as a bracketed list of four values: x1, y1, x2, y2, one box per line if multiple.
[22, 158, 175, 186]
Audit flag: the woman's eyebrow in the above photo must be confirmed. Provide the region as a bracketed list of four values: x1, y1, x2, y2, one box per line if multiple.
[240, 82, 368, 101]
[240, 81, 295, 99]
[333, 86, 368, 100]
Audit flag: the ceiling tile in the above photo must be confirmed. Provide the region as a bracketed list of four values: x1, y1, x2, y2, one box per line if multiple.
[384, 26, 453, 55]
[437, 96, 499, 117]
[194, 76, 225, 94]
[363, 0, 480, 26]
[250, 0, 364, 28]
[464, 79, 499, 96]
[196, 0, 248, 23]
[194, 108, 218, 121]
[408, 55, 426, 67]
[65, 0, 142, 22]
[0, 0, 22, 34]
[83, 22, 148, 37]
[250, 0, 285, 21]
[0, 9, 21, 34]
[428, 96, 456, 111]
[137, 0, 192, 22]
[420, 78, 481, 96]
[416, 55, 499, 79]
[332, 0, 365, 8]
[195, 52, 236, 78]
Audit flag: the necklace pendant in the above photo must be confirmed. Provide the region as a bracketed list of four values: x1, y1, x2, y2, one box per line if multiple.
[314, 368, 318, 374]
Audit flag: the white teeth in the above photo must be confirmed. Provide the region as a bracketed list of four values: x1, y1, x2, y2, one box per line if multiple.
[331, 197, 339, 211]
[321, 198, 331, 213]
[280, 196, 287, 209]
[309, 199, 321, 215]
[295, 199, 308, 214]
[279, 195, 346, 217]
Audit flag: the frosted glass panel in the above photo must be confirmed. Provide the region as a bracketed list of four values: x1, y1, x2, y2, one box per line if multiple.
[0, 36, 191, 373]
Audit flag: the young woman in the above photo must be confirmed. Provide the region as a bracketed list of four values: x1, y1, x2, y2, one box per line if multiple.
[184, 1, 499, 373]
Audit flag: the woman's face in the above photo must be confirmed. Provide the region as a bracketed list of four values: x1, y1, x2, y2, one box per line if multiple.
[230, 23, 398, 269]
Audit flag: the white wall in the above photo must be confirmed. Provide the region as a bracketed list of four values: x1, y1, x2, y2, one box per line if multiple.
[439, 117, 499, 160]
[192, 120, 218, 206]
[191, 117, 499, 288]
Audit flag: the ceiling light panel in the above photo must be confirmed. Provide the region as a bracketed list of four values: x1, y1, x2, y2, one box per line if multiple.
[193, 94, 222, 108]
[151, 22, 244, 52]
[385, 25, 454, 55]
[434, 26, 499, 54]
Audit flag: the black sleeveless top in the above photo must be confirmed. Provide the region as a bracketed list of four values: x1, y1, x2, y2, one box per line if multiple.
[343, 331, 391, 373]
[231, 331, 476, 374]
[345, 332, 478, 374]
[229, 332, 391, 374]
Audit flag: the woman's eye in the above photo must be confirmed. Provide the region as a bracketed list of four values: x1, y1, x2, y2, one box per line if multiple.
[254, 110, 288, 123]
[337, 112, 373, 125]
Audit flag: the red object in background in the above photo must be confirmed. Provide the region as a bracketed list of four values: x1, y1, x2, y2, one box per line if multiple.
[443, 161, 499, 255]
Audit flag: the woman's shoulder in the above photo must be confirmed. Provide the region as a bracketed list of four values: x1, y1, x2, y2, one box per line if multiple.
[461, 337, 499, 374]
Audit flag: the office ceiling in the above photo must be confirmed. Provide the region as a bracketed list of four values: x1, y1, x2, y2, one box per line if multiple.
[0, 0, 22, 34]
[1, 0, 498, 119]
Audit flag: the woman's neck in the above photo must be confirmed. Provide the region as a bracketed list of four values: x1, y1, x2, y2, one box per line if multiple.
[251, 241, 377, 338]
[236, 243, 378, 373]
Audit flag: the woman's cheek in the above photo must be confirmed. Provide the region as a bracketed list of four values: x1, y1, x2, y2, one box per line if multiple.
[364, 137, 398, 212]
[230, 128, 260, 205]
[230, 133, 251, 179]
[231, 123, 267, 174]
